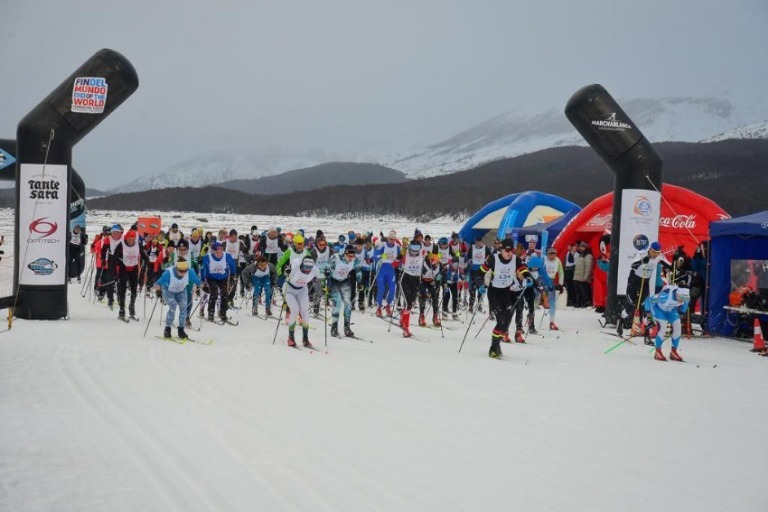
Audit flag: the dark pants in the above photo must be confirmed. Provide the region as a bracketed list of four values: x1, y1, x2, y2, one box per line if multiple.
[401, 274, 420, 311]
[564, 267, 576, 306]
[117, 269, 139, 314]
[207, 278, 229, 319]
[442, 281, 459, 313]
[489, 287, 514, 334]
[419, 281, 439, 315]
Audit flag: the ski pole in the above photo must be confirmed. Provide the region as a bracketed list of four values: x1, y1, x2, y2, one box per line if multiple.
[143, 294, 161, 337]
[324, 281, 329, 347]
[387, 270, 406, 333]
[458, 301, 481, 353]
[272, 287, 286, 345]
[365, 262, 383, 308]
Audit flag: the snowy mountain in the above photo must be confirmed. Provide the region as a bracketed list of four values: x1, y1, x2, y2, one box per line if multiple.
[111, 147, 344, 194]
[707, 120, 768, 142]
[113, 98, 768, 192]
[381, 97, 768, 178]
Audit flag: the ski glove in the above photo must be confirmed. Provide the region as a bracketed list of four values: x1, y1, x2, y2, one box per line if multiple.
[155, 288, 163, 298]
[478, 285, 487, 295]
[524, 278, 534, 288]
[202, 283, 210, 293]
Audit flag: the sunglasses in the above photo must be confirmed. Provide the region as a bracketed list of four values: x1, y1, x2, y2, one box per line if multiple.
[501, 248, 513, 253]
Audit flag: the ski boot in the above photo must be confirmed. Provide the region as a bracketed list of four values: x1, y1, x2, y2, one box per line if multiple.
[287, 331, 297, 347]
[549, 322, 559, 331]
[252, 305, 258, 316]
[185, 318, 192, 328]
[654, 348, 667, 361]
[375, 306, 383, 318]
[419, 313, 427, 327]
[118, 308, 126, 320]
[129, 305, 136, 318]
[208, 312, 215, 322]
[385, 305, 393, 317]
[433, 314, 441, 327]
[515, 329, 525, 343]
[502, 331, 511, 343]
[302, 336, 313, 348]
[344, 324, 355, 337]
[177, 327, 188, 340]
[401, 310, 413, 338]
[358, 302, 365, 313]
[527, 315, 537, 334]
[331, 323, 339, 337]
[452, 312, 460, 320]
[163, 326, 172, 339]
[489, 339, 502, 359]
[312, 305, 320, 317]
[265, 307, 272, 317]
[669, 348, 683, 362]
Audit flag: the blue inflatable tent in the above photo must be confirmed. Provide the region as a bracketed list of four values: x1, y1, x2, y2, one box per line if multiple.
[707, 211, 768, 337]
[459, 191, 580, 250]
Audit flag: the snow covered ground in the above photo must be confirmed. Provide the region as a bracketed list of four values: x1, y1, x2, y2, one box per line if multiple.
[1, 210, 767, 511]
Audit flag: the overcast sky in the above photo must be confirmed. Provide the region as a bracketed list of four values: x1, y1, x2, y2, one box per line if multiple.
[2, 0, 767, 190]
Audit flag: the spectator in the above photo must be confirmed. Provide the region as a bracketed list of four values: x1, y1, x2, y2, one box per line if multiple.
[573, 241, 594, 308]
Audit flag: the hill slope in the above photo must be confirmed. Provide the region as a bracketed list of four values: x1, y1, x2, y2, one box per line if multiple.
[215, 162, 407, 195]
[88, 139, 768, 218]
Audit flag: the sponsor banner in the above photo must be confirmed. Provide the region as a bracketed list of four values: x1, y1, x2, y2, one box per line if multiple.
[616, 189, 660, 295]
[71, 76, 108, 114]
[19, 164, 68, 286]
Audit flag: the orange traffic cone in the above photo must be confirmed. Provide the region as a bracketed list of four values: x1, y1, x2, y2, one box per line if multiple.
[751, 318, 766, 353]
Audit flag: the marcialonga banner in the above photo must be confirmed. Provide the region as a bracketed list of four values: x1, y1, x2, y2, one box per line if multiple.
[18, 164, 69, 286]
[616, 189, 661, 295]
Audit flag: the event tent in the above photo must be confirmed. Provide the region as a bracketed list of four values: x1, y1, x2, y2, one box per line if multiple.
[458, 191, 580, 248]
[707, 210, 768, 337]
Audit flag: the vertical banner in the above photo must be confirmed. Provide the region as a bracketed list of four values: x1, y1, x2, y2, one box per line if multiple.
[616, 189, 660, 295]
[18, 164, 69, 286]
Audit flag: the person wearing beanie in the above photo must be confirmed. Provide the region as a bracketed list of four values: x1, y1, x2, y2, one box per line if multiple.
[543, 247, 565, 330]
[200, 241, 238, 322]
[111, 228, 149, 320]
[309, 235, 334, 317]
[241, 256, 277, 317]
[98, 223, 127, 309]
[418, 253, 442, 328]
[372, 230, 402, 318]
[464, 236, 491, 314]
[326, 245, 362, 338]
[480, 238, 521, 356]
[68, 223, 87, 284]
[397, 242, 427, 337]
[222, 228, 248, 302]
[283, 255, 320, 348]
[354, 237, 374, 311]
[162, 240, 177, 271]
[259, 226, 287, 267]
[155, 257, 201, 340]
[524, 256, 555, 335]
[617, 240, 673, 337]
[168, 223, 181, 244]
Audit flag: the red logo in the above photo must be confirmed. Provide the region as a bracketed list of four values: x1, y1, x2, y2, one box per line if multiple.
[29, 217, 58, 238]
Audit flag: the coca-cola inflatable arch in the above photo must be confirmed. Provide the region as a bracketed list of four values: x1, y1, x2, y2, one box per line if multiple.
[553, 183, 729, 263]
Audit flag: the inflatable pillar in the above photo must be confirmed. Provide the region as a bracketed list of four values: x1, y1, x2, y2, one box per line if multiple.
[15, 49, 138, 319]
[565, 84, 663, 324]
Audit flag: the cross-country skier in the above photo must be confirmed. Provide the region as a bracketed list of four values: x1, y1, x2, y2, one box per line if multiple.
[242, 256, 277, 317]
[155, 257, 201, 340]
[111, 227, 149, 320]
[200, 241, 237, 322]
[643, 285, 690, 361]
[465, 235, 491, 313]
[481, 239, 520, 358]
[373, 230, 402, 318]
[283, 255, 319, 348]
[326, 245, 361, 337]
[398, 242, 426, 337]
[419, 253, 442, 327]
[543, 247, 565, 330]
[309, 234, 333, 316]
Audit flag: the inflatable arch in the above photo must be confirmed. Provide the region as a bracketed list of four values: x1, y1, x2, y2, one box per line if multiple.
[458, 191, 580, 248]
[552, 184, 729, 300]
[2, 49, 138, 320]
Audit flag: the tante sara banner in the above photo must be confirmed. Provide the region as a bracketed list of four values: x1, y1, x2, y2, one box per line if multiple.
[19, 164, 68, 286]
[616, 189, 661, 295]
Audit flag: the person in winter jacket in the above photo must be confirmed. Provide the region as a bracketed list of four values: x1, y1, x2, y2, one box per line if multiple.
[573, 241, 594, 308]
